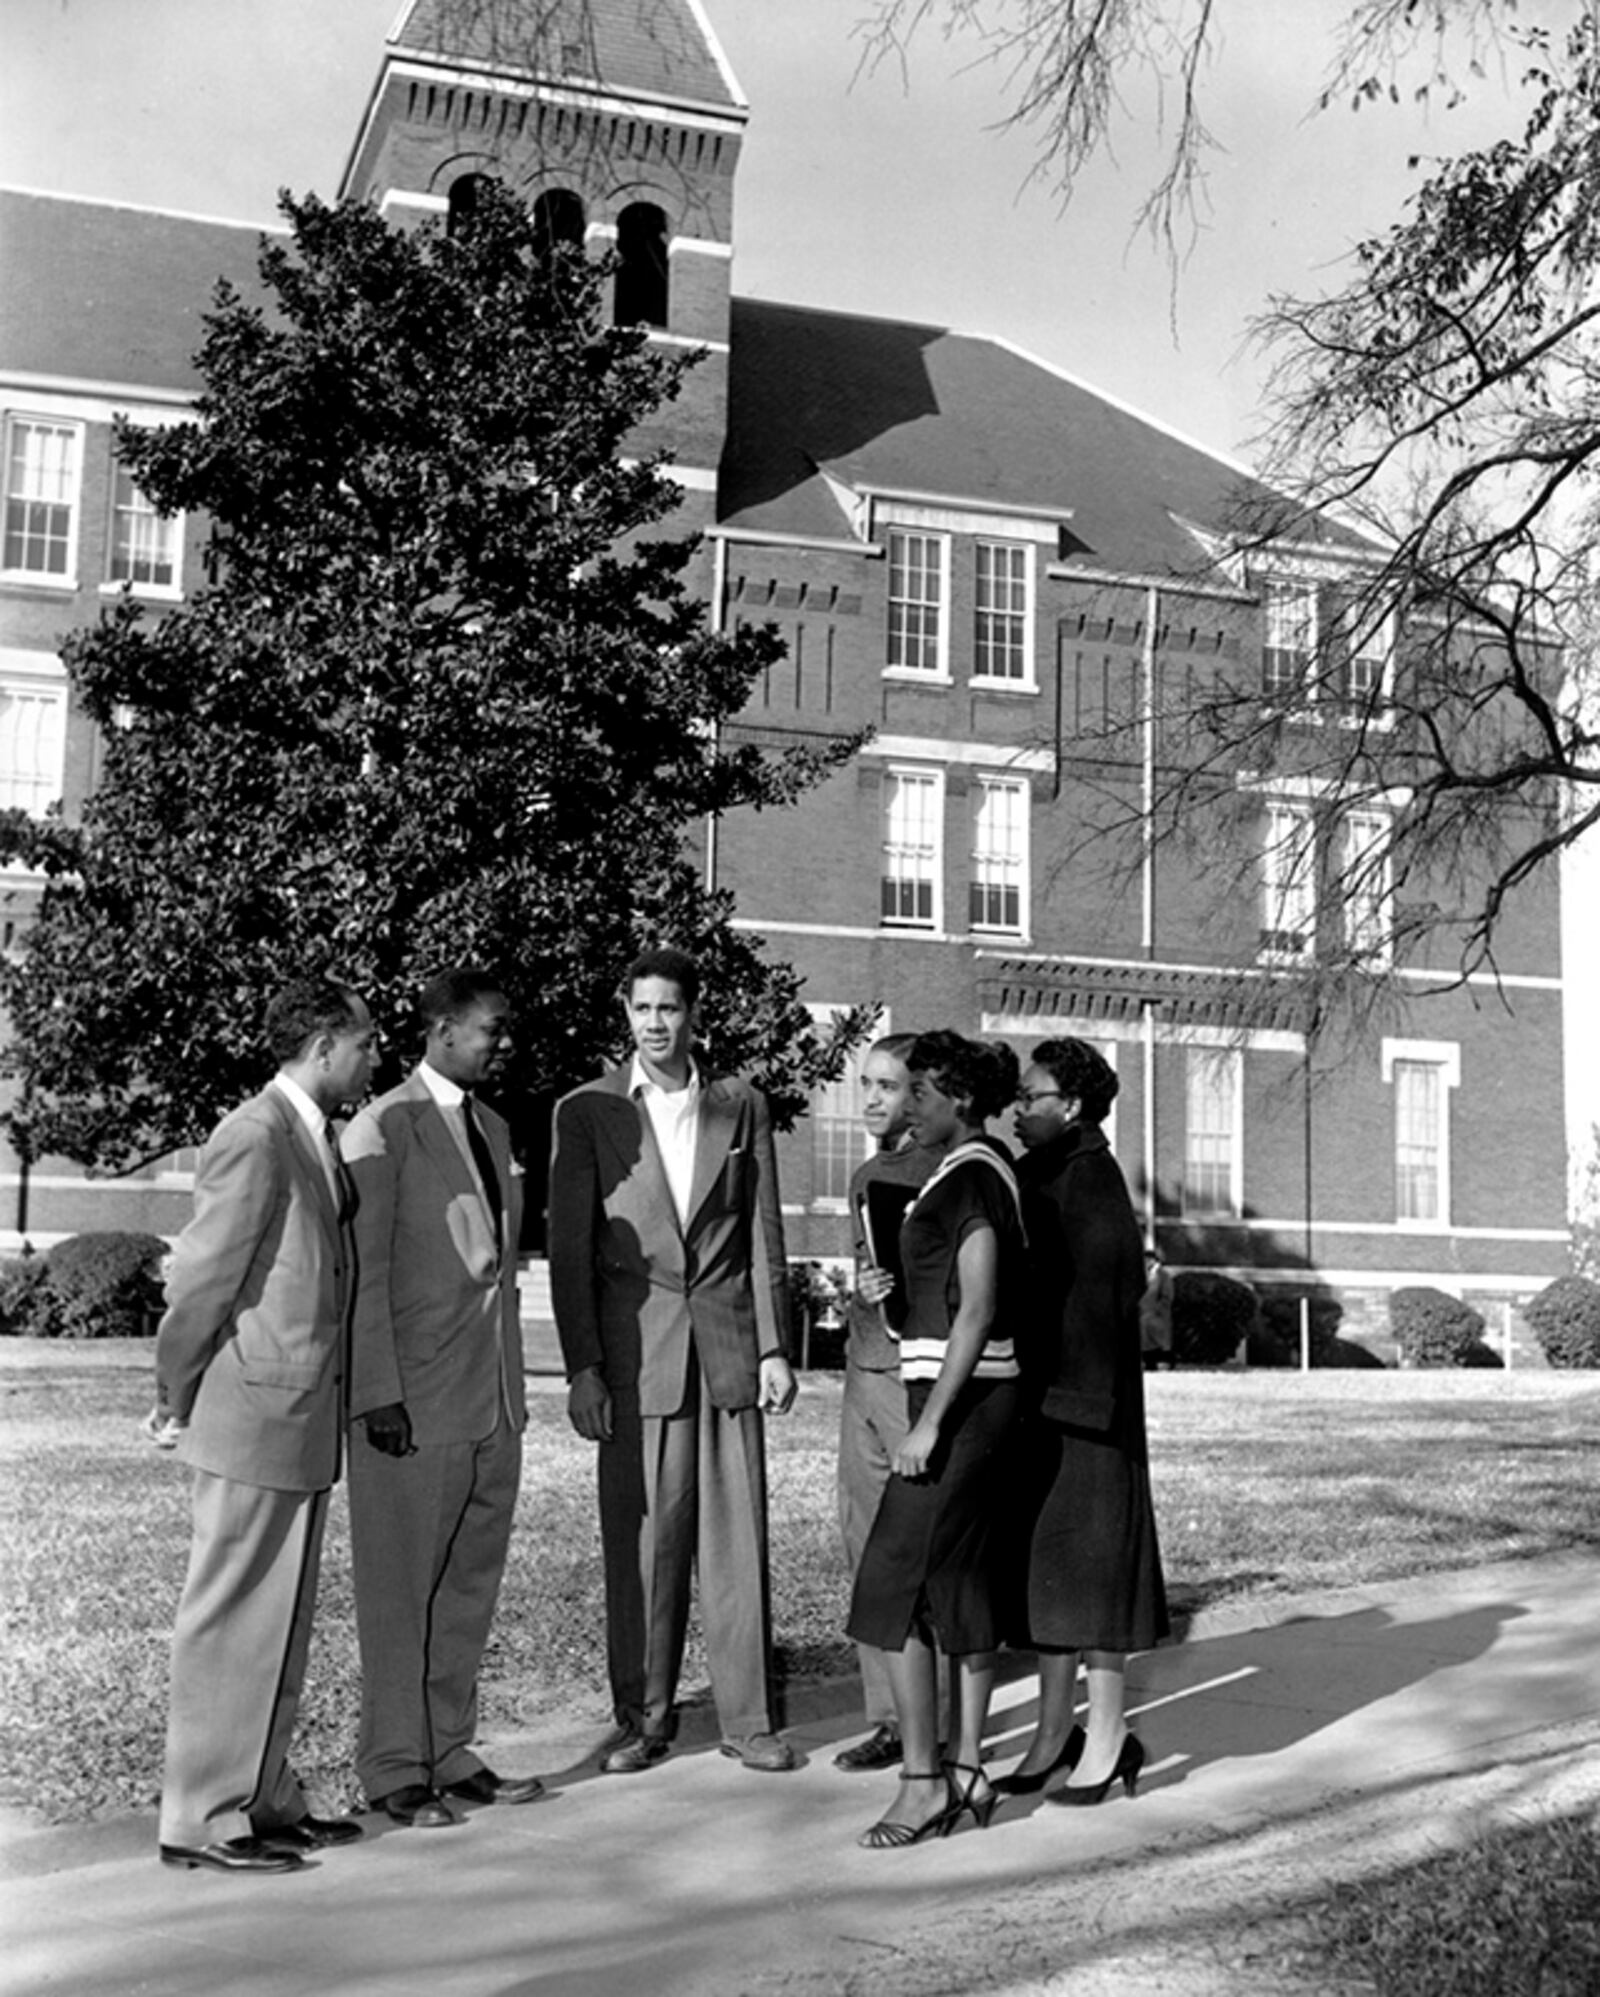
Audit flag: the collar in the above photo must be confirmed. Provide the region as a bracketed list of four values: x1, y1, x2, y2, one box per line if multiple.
[628, 1054, 700, 1103]
[270, 1071, 331, 1145]
[417, 1060, 467, 1110]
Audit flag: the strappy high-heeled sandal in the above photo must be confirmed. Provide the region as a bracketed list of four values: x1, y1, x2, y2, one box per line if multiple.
[942, 1760, 999, 1831]
[857, 1770, 953, 1849]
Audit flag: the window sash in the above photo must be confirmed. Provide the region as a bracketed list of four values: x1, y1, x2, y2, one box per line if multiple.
[1260, 802, 1315, 957]
[3, 420, 79, 577]
[882, 769, 940, 927]
[887, 531, 945, 674]
[969, 775, 1026, 932]
[1263, 580, 1316, 698]
[1394, 1060, 1443, 1222]
[109, 466, 180, 589]
[0, 682, 66, 814]
[974, 540, 1028, 680]
[806, 1013, 875, 1204]
[1184, 1048, 1239, 1216]
[1342, 809, 1391, 958]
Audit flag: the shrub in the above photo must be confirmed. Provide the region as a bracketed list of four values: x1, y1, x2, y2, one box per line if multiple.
[1390, 1286, 1486, 1369]
[39, 1232, 167, 1340]
[0, 1252, 57, 1337]
[1171, 1270, 1257, 1366]
[1523, 1274, 1600, 1369]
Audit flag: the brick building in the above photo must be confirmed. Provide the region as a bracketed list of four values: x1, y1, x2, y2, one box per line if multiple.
[0, 0, 1570, 1340]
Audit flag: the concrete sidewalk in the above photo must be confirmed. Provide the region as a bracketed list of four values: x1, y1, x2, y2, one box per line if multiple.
[7, 1551, 1600, 1997]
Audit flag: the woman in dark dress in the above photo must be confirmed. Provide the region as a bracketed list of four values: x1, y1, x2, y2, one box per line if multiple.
[1000, 1038, 1168, 1806]
[846, 1031, 1025, 1847]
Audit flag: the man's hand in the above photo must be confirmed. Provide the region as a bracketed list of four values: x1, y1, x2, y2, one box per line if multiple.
[141, 1405, 186, 1450]
[759, 1355, 797, 1416]
[363, 1403, 415, 1457]
[568, 1366, 613, 1442]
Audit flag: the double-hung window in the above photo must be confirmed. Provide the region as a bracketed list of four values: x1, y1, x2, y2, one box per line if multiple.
[3, 417, 82, 583]
[1384, 1041, 1458, 1226]
[886, 530, 948, 676]
[973, 540, 1031, 684]
[1263, 579, 1316, 702]
[1259, 799, 1316, 961]
[881, 767, 942, 928]
[969, 774, 1027, 934]
[108, 465, 182, 593]
[1341, 808, 1392, 962]
[1183, 1046, 1241, 1218]
[806, 1005, 876, 1205]
[0, 652, 68, 816]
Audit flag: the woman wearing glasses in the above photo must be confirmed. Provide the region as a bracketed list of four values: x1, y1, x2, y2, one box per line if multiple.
[999, 1039, 1168, 1806]
[846, 1030, 1026, 1848]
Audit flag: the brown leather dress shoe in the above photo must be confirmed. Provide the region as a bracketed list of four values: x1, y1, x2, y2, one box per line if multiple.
[719, 1732, 798, 1772]
[439, 1767, 546, 1806]
[259, 1814, 366, 1849]
[371, 1784, 455, 1828]
[833, 1723, 903, 1772]
[600, 1732, 671, 1775]
[159, 1836, 304, 1874]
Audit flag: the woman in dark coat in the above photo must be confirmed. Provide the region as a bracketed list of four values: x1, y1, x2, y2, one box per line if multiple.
[1000, 1038, 1168, 1806]
[846, 1031, 1026, 1847]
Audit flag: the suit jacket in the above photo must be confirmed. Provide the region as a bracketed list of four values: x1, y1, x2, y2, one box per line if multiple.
[548, 1066, 791, 1417]
[342, 1067, 527, 1445]
[155, 1085, 352, 1493]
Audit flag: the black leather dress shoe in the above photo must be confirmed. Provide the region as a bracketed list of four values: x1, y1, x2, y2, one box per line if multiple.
[370, 1784, 455, 1828]
[600, 1732, 671, 1775]
[833, 1723, 903, 1772]
[440, 1767, 546, 1806]
[260, 1814, 365, 1849]
[159, 1837, 304, 1874]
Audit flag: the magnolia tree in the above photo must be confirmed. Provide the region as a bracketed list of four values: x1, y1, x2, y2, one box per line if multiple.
[0, 184, 862, 1168]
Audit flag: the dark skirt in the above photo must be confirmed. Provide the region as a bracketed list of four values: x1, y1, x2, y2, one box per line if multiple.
[1019, 1415, 1169, 1653]
[847, 1377, 1020, 1656]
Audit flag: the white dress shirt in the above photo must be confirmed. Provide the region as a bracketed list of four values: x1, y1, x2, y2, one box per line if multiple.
[271, 1072, 340, 1205]
[417, 1059, 499, 1236]
[630, 1055, 700, 1228]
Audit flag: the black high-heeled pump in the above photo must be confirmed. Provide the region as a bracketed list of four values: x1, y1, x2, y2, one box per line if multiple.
[992, 1724, 1085, 1797]
[942, 1760, 998, 1831]
[1047, 1731, 1145, 1807]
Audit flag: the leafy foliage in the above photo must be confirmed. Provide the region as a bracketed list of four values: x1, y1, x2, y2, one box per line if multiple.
[1390, 1285, 1488, 1368]
[1523, 1273, 1600, 1370]
[1171, 1268, 1256, 1365]
[0, 185, 862, 1167]
[0, 1232, 166, 1339]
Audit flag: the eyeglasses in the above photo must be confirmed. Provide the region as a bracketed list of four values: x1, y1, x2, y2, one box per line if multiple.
[1015, 1089, 1063, 1106]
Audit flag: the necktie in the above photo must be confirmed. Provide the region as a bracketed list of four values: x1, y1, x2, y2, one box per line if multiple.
[323, 1119, 355, 1223]
[461, 1095, 503, 1246]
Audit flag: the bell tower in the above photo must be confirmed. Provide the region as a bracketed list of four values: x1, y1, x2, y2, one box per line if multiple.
[341, 0, 747, 533]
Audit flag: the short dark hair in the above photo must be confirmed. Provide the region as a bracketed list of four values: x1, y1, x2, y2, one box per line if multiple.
[623, 945, 700, 1009]
[418, 968, 506, 1031]
[870, 1031, 918, 1063]
[265, 979, 362, 1064]
[1031, 1038, 1120, 1125]
[906, 1030, 1019, 1124]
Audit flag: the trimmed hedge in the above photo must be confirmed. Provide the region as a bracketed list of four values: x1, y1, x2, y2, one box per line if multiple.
[1171, 1270, 1257, 1366]
[0, 1232, 167, 1339]
[1523, 1275, 1600, 1370]
[1390, 1286, 1490, 1369]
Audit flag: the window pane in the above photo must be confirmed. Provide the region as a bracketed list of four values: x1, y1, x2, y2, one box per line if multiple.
[974, 540, 1027, 679]
[810, 1031, 873, 1202]
[0, 684, 66, 814]
[1263, 580, 1315, 698]
[1342, 810, 1390, 957]
[110, 465, 179, 589]
[888, 531, 944, 672]
[969, 775, 1026, 932]
[1184, 1049, 1237, 1215]
[882, 770, 939, 927]
[1260, 803, 1315, 957]
[1395, 1061, 1442, 1221]
[4, 421, 79, 576]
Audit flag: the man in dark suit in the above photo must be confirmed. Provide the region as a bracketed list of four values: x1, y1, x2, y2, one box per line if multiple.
[151, 977, 374, 1874]
[343, 968, 542, 1827]
[549, 945, 797, 1775]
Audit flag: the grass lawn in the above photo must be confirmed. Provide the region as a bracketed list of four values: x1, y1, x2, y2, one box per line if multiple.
[3, 1345, 1599, 1829]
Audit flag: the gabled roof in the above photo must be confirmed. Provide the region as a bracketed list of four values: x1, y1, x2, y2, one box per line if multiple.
[390, 0, 743, 111]
[719, 298, 1355, 577]
[0, 189, 271, 397]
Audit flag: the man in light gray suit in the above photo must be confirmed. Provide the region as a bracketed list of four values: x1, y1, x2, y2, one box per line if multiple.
[343, 968, 541, 1827]
[152, 977, 374, 1874]
[549, 945, 797, 1775]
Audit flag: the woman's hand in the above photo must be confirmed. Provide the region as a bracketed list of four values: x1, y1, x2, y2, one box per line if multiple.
[893, 1413, 941, 1480]
[856, 1263, 895, 1306]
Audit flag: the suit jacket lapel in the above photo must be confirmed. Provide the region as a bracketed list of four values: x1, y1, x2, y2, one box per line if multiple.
[686, 1078, 737, 1234]
[269, 1087, 342, 1247]
[595, 1065, 684, 1250]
